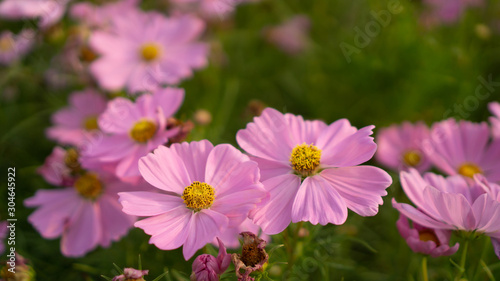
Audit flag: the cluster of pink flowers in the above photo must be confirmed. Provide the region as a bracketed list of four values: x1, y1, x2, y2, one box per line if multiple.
[377, 102, 500, 258]
[16, 0, 317, 263]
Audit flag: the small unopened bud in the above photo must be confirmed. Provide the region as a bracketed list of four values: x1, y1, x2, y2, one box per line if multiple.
[194, 109, 212, 126]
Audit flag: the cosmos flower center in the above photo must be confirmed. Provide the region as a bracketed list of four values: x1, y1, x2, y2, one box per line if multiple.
[140, 43, 161, 62]
[79, 45, 97, 62]
[83, 116, 99, 131]
[290, 143, 322, 177]
[0, 37, 12, 52]
[182, 181, 215, 211]
[241, 241, 266, 267]
[64, 148, 81, 174]
[130, 119, 157, 143]
[457, 163, 483, 178]
[75, 173, 103, 200]
[418, 231, 440, 246]
[402, 150, 421, 167]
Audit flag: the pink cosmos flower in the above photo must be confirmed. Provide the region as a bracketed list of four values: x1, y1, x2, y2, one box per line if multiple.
[264, 15, 310, 55]
[0, 0, 69, 29]
[81, 87, 184, 179]
[236, 108, 393, 235]
[46, 89, 107, 147]
[214, 218, 269, 249]
[37, 146, 81, 187]
[488, 102, 500, 139]
[396, 213, 459, 257]
[375, 121, 432, 173]
[393, 169, 500, 257]
[0, 29, 34, 65]
[421, 0, 484, 26]
[25, 171, 140, 257]
[191, 238, 230, 281]
[170, 0, 256, 20]
[89, 12, 208, 93]
[119, 140, 268, 259]
[424, 119, 500, 182]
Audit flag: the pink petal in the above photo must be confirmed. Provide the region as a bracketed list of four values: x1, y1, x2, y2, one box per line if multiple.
[98, 195, 136, 247]
[399, 169, 443, 219]
[205, 144, 254, 195]
[249, 156, 291, 182]
[98, 97, 140, 134]
[119, 191, 183, 216]
[251, 174, 301, 235]
[138, 145, 192, 194]
[423, 186, 475, 230]
[320, 166, 391, 216]
[152, 87, 185, 118]
[283, 113, 327, 145]
[90, 57, 136, 92]
[236, 108, 294, 162]
[25, 189, 82, 239]
[169, 140, 214, 183]
[471, 194, 500, 233]
[318, 125, 377, 167]
[183, 209, 229, 260]
[392, 199, 451, 230]
[135, 206, 192, 250]
[315, 119, 357, 152]
[61, 201, 102, 257]
[291, 175, 348, 225]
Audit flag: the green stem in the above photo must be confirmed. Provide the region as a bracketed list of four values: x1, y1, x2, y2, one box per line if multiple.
[455, 239, 469, 280]
[421, 256, 429, 281]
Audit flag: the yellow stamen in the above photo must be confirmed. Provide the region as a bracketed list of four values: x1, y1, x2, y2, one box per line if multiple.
[83, 116, 99, 131]
[419, 231, 440, 246]
[402, 150, 421, 167]
[130, 119, 157, 143]
[140, 43, 161, 62]
[182, 181, 215, 211]
[458, 163, 483, 178]
[290, 143, 322, 177]
[75, 173, 103, 200]
[64, 148, 81, 174]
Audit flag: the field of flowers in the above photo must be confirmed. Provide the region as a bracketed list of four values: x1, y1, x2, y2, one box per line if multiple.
[1, 0, 500, 280]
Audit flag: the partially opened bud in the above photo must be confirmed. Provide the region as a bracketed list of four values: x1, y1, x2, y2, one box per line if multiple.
[190, 238, 230, 281]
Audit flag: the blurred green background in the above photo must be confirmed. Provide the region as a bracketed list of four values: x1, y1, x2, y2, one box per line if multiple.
[1, 0, 500, 280]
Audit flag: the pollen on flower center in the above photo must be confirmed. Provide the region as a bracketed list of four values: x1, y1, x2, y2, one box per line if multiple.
[182, 181, 215, 211]
[64, 148, 81, 174]
[83, 116, 99, 131]
[457, 163, 483, 178]
[75, 173, 103, 200]
[290, 143, 322, 177]
[402, 150, 421, 167]
[418, 231, 440, 246]
[130, 119, 157, 143]
[140, 43, 161, 62]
